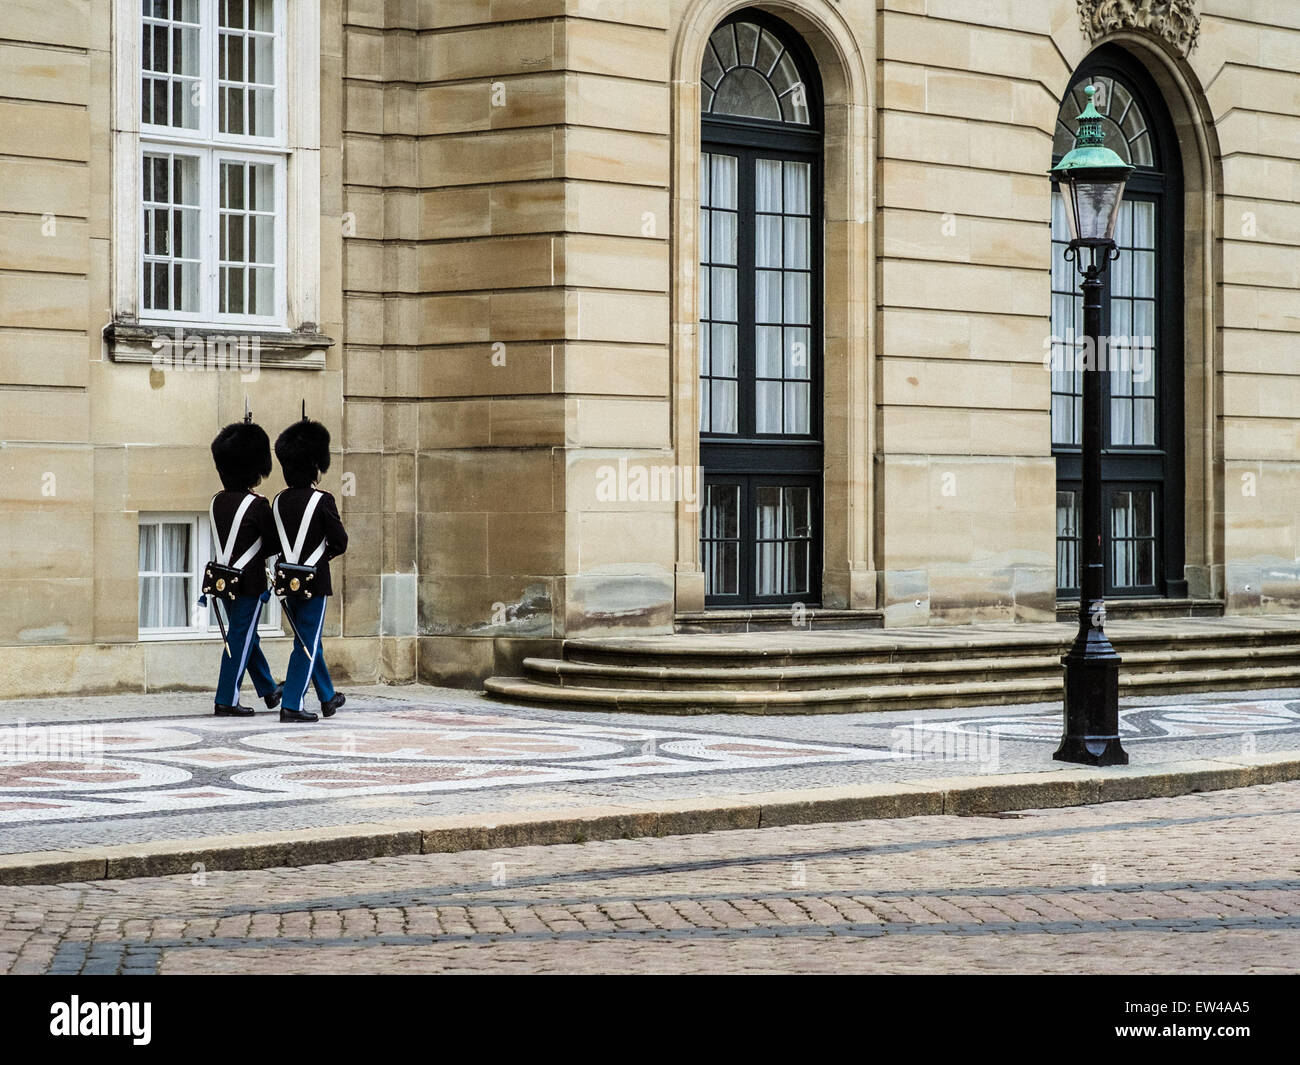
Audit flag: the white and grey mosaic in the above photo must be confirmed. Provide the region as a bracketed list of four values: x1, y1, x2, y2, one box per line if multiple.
[1, 684, 1298, 856]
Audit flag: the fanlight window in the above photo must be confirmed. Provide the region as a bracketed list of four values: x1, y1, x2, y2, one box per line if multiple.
[1053, 77, 1154, 168]
[701, 20, 810, 124]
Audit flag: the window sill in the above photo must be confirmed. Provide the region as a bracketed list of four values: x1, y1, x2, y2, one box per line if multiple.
[105, 320, 334, 371]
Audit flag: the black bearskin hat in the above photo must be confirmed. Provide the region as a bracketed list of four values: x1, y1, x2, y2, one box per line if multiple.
[275, 418, 331, 488]
[211, 421, 272, 491]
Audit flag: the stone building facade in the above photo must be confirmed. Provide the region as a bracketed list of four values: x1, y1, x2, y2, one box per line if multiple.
[0, 0, 1297, 697]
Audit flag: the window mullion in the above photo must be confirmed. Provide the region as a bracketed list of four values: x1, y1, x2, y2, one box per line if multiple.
[196, 516, 210, 631]
[190, 515, 200, 631]
[243, 162, 251, 314]
[277, 0, 288, 145]
[138, 146, 147, 318]
[280, 154, 287, 321]
[206, 1, 216, 320]
[200, 0, 214, 142]
[147, 521, 158, 629]
[738, 148, 756, 439]
[200, 150, 211, 322]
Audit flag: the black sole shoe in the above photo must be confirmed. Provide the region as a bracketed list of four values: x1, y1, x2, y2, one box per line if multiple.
[280, 708, 319, 723]
[321, 692, 345, 718]
[214, 704, 255, 717]
[264, 682, 284, 710]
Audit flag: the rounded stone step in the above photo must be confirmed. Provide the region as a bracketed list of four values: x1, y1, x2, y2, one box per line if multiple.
[1122, 665, 1300, 689]
[561, 624, 1300, 671]
[484, 675, 1064, 715]
[1119, 644, 1300, 672]
[485, 660, 1300, 716]
[520, 654, 1062, 691]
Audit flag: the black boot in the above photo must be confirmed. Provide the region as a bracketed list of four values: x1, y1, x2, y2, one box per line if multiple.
[214, 703, 256, 717]
[321, 692, 345, 718]
[264, 682, 284, 710]
[280, 708, 318, 723]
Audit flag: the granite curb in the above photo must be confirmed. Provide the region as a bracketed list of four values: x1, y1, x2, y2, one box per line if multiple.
[2, 750, 1298, 886]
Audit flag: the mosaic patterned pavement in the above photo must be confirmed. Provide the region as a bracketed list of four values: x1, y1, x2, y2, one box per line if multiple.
[1, 691, 1299, 839]
[0, 705, 890, 826]
[899, 699, 1300, 744]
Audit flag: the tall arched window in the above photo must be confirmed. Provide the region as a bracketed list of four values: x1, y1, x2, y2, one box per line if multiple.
[699, 12, 823, 607]
[1051, 47, 1185, 600]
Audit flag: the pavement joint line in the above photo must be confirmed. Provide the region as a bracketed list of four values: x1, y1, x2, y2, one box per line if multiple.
[178, 875, 1300, 922]
[1, 749, 1298, 887]
[37, 911, 1300, 972]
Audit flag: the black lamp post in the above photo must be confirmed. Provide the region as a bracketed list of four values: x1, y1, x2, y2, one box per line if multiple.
[1050, 85, 1133, 766]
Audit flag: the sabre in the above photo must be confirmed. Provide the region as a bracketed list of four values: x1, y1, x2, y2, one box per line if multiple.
[278, 597, 310, 655]
[204, 596, 232, 659]
[215, 600, 229, 657]
[266, 557, 308, 652]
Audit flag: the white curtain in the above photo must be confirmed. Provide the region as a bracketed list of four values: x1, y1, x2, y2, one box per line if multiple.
[755, 488, 782, 596]
[139, 522, 192, 629]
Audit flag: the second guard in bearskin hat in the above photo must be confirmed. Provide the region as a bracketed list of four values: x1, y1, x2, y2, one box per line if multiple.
[270, 414, 348, 723]
[205, 417, 284, 716]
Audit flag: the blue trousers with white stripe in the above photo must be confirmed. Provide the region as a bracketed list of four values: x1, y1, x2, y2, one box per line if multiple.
[281, 595, 335, 712]
[215, 595, 278, 708]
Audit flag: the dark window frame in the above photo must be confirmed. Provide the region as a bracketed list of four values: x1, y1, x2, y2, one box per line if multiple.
[700, 8, 825, 609]
[1052, 45, 1185, 600]
[701, 474, 822, 607]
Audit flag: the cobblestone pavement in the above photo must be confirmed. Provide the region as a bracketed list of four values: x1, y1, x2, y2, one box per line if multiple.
[2, 781, 1297, 974]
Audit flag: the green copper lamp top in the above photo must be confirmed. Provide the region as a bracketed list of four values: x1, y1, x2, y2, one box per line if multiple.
[1050, 85, 1135, 179]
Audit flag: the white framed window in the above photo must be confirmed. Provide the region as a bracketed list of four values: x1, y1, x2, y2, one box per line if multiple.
[112, 0, 320, 338]
[140, 0, 282, 144]
[138, 512, 282, 640]
[137, 0, 287, 327]
[138, 514, 203, 634]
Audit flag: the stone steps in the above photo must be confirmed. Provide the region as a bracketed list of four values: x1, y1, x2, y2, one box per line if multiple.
[483, 674, 1057, 714]
[510, 643, 1300, 694]
[519, 653, 1063, 690]
[483, 615, 1300, 714]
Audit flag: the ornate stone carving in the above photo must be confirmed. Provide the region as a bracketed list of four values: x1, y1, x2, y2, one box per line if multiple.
[1077, 0, 1201, 57]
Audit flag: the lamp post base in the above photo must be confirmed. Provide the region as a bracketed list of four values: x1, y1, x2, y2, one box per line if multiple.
[1055, 643, 1128, 766]
[1053, 734, 1128, 766]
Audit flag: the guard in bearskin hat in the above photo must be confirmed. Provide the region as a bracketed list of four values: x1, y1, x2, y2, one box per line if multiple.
[270, 413, 348, 723]
[206, 415, 284, 716]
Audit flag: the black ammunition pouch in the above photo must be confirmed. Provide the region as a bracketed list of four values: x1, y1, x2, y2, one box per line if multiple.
[273, 560, 318, 600]
[202, 561, 245, 602]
